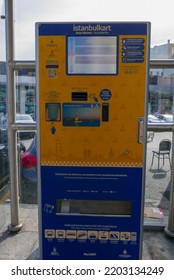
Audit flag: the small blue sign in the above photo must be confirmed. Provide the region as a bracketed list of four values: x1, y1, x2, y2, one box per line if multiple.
[100, 89, 112, 101]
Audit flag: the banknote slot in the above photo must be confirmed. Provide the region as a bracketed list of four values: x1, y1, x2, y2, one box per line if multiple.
[56, 200, 132, 217]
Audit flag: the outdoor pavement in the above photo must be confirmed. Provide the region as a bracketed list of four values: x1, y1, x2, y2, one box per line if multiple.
[0, 131, 174, 260]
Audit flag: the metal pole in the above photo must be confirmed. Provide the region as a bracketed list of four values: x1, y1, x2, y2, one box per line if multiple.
[164, 59, 174, 237]
[150, 59, 174, 68]
[164, 119, 174, 237]
[5, 0, 22, 232]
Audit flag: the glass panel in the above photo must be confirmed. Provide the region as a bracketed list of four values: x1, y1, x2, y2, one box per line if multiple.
[148, 68, 174, 119]
[150, 41, 174, 59]
[145, 66, 174, 226]
[15, 69, 36, 121]
[145, 131, 172, 225]
[18, 131, 37, 204]
[14, 69, 37, 204]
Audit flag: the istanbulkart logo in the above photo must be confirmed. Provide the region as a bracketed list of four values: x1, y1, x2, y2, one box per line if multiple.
[73, 24, 111, 32]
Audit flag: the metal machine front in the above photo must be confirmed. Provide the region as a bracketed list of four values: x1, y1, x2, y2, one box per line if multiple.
[36, 22, 150, 259]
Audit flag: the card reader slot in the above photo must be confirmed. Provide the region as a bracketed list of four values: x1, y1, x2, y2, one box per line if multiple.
[102, 103, 109, 122]
[56, 200, 132, 217]
[72, 92, 88, 101]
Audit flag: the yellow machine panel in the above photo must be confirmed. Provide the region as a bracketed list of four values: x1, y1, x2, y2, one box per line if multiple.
[38, 35, 147, 167]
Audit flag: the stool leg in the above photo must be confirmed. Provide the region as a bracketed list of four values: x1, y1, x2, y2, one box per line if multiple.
[169, 154, 171, 167]
[151, 153, 154, 167]
[158, 156, 160, 169]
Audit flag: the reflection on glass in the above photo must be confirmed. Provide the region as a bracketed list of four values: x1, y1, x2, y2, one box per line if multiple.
[150, 40, 174, 59]
[148, 67, 174, 123]
[146, 67, 173, 224]
[15, 69, 36, 121]
[19, 132, 37, 204]
[145, 131, 172, 225]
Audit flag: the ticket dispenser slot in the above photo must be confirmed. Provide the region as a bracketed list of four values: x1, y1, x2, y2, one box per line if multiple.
[57, 200, 132, 216]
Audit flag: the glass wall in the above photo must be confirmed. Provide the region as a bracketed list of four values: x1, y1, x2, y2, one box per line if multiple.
[149, 68, 174, 116]
[15, 69, 37, 204]
[145, 67, 174, 224]
[15, 69, 36, 120]
[145, 131, 172, 224]
[150, 40, 174, 59]
[11, 65, 174, 228]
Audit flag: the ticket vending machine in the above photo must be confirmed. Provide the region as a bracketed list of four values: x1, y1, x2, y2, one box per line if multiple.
[36, 22, 150, 259]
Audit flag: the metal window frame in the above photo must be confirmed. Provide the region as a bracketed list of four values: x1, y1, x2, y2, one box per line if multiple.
[4, 0, 174, 236]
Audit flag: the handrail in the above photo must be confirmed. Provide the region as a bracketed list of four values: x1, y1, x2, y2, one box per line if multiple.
[8, 59, 174, 69]
[150, 59, 174, 68]
[9, 60, 35, 69]
[5, 0, 23, 232]
[11, 123, 37, 131]
[147, 123, 173, 132]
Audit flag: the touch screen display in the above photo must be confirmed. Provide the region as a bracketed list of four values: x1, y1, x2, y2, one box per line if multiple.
[68, 36, 117, 74]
